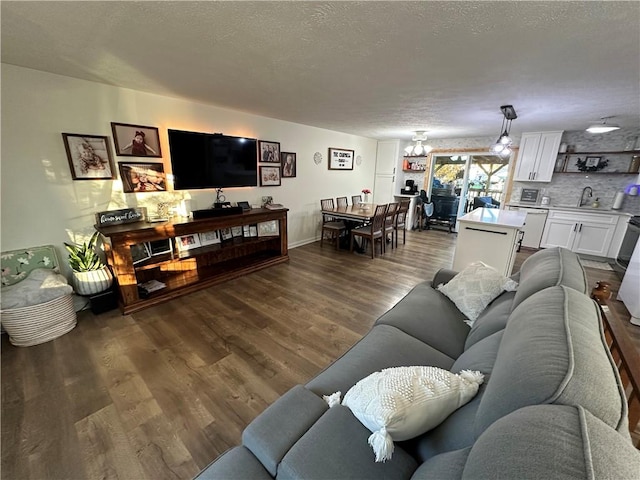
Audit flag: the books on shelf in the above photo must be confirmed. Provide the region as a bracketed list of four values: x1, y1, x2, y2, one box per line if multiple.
[138, 279, 166, 295]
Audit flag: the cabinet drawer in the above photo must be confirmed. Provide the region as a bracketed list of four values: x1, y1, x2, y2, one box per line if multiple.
[546, 210, 617, 225]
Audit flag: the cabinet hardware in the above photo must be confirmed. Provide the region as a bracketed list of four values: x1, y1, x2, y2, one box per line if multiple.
[465, 226, 507, 235]
[579, 223, 582, 232]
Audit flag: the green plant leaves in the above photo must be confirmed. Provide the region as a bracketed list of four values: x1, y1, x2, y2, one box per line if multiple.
[64, 231, 105, 272]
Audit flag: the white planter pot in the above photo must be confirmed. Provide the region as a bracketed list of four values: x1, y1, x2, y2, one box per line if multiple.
[72, 267, 113, 296]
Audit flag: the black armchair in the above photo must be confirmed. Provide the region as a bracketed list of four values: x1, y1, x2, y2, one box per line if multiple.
[428, 195, 459, 233]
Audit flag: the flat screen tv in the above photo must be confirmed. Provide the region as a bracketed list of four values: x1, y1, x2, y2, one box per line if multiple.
[168, 129, 258, 189]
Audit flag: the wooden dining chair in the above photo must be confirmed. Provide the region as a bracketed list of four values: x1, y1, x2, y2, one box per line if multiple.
[336, 196, 348, 208]
[350, 204, 387, 259]
[383, 202, 399, 252]
[394, 200, 411, 248]
[320, 198, 345, 250]
[351, 195, 362, 206]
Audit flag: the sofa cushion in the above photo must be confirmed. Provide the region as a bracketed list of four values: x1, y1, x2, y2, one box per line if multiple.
[1, 268, 72, 309]
[194, 446, 272, 480]
[341, 367, 483, 462]
[375, 282, 470, 358]
[474, 286, 628, 437]
[511, 247, 588, 310]
[277, 404, 418, 480]
[410, 448, 470, 480]
[306, 325, 455, 398]
[437, 262, 517, 326]
[463, 293, 513, 350]
[463, 405, 640, 480]
[242, 385, 328, 476]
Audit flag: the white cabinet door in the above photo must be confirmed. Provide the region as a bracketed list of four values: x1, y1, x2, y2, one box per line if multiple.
[513, 131, 563, 182]
[573, 222, 615, 257]
[374, 174, 395, 204]
[540, 218, 577, 249]
[375, 140, 399, 175]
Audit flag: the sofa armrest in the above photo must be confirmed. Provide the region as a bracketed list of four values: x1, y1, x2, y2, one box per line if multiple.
[432, 268, 458, 288]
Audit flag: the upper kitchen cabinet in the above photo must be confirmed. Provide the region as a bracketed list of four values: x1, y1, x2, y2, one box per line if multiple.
[514, 131, 563, 182]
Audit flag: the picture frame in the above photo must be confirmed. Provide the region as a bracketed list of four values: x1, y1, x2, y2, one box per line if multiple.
[118, 162, 167, 193]
[130, 243, 152, 265]
[328, 148, 355, 170]
[259, 166, 281, 186]
[281, 152, 297, 177]
[258, 220, 279, 237]
[147, 239, 172, 256]
[231, 226, 243, 238]
[199, 230, 221, 246]
[176, 234, 201, 251]
[62, 133, 116, 180]
[258, 140, 281, 163]
[220, 228, 234, 242]
[237, 201, 251, 211]
[585, 156, 602, 168]
[520, 188, 540, 203]
[110, 122, 162, 158]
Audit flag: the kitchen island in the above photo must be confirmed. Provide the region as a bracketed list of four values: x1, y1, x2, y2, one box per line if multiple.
[453, 207, 527, 276]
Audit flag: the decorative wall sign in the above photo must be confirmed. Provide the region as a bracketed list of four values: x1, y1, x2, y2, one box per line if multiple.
[95, 207, 147, 226]
[118, 162, 167, 193]
[111, 122, 162, 158]
[328, 148, 354, 170]
[258, 140, 280, 163]
[520, 188, 540, 203]
[62, 133, 116, 180]
[576, 156, 608, 172]
[281, 152, 296, 177]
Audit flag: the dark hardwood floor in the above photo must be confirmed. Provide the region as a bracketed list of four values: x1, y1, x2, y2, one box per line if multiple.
[2, 229, 638, 480]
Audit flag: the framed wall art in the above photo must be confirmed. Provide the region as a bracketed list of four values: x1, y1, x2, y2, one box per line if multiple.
[111, 122, 162, 158]
[281, 152, 296, 177]
[259, 166, 281, 186]
[62, 133, 116, 180]
[328, 148, 354, 170]
[258, 140, 280, 163]
[118, 162, 167, 193]
[176, 234, 201, 252]
[199, 230, 221, 246]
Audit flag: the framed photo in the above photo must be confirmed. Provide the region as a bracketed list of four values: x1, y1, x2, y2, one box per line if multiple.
[585, 156, 602, 168]
[111, 122, 162, 158]
[258, 220, 280, 237]
[176, 234, 201, 251]
[520, 188, 540, 203]
[237, 201, 251, 211]
[231, 226, 243, 238]
[199, 230, 221, 246]
[62, 133, 116, 180]
[328, 148, 355, 170]
[281, 152, 297, 177]
[118, 162, 167, 193]
[220, 228, 234, 242]
[130, 243, 152, 265]
[259, 166, 281, 186]
[258, 140, 280, 163]
[147, 239, 172, 256]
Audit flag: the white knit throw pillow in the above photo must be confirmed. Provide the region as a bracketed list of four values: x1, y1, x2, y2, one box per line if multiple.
[437, 261, 518, 326]
[324, 366, 484, 462]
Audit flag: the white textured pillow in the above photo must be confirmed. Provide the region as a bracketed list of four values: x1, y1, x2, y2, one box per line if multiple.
[437, 261, 518, 325]
[325, 366, 484, 462]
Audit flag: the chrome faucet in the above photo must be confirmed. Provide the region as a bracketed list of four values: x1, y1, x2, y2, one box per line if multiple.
[579, 186, 593, 207]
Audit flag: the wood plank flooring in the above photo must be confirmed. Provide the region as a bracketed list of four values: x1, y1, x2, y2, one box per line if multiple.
[2, 229, 638, 480]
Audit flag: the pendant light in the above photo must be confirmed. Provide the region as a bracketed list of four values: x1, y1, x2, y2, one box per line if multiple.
[490, 105, 517, 157]
[586, 116, 620, 134]
[404, 131, 433, 156]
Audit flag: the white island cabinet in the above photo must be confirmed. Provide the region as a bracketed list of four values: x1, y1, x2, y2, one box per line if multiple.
[453, 208, 527, 276]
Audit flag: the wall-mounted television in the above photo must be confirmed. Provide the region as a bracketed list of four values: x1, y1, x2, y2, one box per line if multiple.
[168, 129, 258, 189]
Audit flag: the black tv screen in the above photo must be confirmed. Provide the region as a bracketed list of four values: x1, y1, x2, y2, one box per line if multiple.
[168, 130, 258, 189]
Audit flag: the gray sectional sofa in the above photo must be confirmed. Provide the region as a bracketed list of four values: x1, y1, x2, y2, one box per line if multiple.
[197, 247, 640, 479]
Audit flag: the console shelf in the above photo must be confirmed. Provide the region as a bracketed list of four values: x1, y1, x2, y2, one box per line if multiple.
[96, 208, 289, 314]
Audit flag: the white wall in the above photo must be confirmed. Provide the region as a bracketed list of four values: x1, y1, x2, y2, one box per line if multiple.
[1, 64, 377, 274]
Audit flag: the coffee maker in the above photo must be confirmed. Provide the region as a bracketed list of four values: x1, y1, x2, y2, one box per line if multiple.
[402, 180, 418, 194]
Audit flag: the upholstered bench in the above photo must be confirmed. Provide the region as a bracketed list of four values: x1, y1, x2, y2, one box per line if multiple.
[1, 245, 76, 347]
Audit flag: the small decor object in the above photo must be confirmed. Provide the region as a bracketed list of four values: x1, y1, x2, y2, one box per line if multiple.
[64, 231, 114, 296]
[313, 152, 323, 165]
[327, 366, 484, 462]
[261, 196, 273, 207]
[258, 220, 279, 237]
[328, 148, 355, 170]
[258, 140, 281, 163]
[591, 281, 612, 303]
[110, 122, 162, 158]
[130, 243, 152, 265]
[520, 188, 539, 203]
[176, 234, 201, 252]
[361, 188, 371, 208]
[119, 162, 167, 192]
[95, 207, 147, 227]
[259, 166, 281, 186]
[356, 155, 363, 166]
[156, 202, 171, 219]
[237, 201, 251, 211]
[576, 156, 608, 172]
[199, 230, 221, 246]
[281, 152, 296, 177]
[62, 133, 115, 180]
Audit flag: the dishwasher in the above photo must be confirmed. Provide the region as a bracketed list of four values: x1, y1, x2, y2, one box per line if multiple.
[508, 207, 548, 249]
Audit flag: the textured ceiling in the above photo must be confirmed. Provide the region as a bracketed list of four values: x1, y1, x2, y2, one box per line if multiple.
[2, 1, 639, 140]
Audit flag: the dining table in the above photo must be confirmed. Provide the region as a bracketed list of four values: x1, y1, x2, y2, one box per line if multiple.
[321, 204, 378, 251]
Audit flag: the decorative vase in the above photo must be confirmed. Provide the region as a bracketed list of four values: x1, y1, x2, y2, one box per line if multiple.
[362, 194, 370, 208]
[73, 266, 113, 296]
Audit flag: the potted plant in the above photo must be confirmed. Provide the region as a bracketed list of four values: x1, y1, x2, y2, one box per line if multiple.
[64, 231, 113, 296]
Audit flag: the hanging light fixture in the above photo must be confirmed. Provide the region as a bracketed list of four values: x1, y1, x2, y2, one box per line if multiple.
[586, 116, 620, 134]
[490, 105, 517, 157]
[404, 131, 433, 156]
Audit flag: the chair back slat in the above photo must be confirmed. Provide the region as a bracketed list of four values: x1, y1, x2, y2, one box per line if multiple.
[351, 195, 362, 206]
[385, 202, 399, 227]
[396, 200, 410, 225]
[336, 197, 348, 208]
[371, 204, 388, 233]
[321, 198, 337, 223]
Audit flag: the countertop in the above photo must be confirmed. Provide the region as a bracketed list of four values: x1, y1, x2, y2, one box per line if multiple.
[506, 202, 633, 216]
[458, 208, 526, 229]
